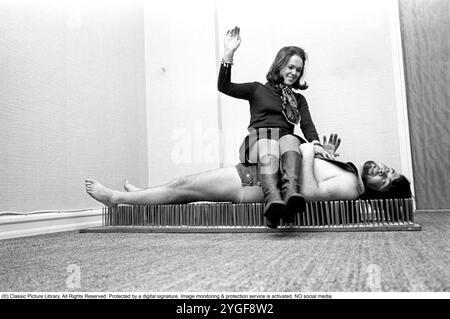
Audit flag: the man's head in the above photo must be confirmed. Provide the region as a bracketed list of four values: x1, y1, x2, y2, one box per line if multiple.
[360, 160, 412, 199]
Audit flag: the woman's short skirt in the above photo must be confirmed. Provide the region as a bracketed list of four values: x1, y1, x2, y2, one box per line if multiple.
[238, 127, 306, 164]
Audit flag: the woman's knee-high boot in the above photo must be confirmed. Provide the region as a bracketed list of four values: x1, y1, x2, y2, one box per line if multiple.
[280, 150, 306, 223]
[258, 154, 286, 229]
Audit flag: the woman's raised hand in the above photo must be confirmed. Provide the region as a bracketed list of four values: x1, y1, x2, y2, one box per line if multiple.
[224, 26, 241, 58]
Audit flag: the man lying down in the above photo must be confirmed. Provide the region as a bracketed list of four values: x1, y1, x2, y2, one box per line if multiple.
[85, 134, 412, 228]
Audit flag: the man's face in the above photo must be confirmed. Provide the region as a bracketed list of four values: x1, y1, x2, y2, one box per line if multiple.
[362, 161, 401, 192]
[280, 55, 303, 86]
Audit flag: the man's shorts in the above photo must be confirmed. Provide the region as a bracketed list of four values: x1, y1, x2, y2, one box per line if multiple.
[235, 163, 260, 186]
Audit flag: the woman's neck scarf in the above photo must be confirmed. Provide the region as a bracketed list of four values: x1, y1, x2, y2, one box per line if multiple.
[278, 84, 300, 125]
[264, 82, 301, 125]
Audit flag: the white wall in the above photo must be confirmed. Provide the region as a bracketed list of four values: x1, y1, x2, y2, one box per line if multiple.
[144, 0, 220, 185]
[144, 0, 406, 184]
[0, 0, 148, 212]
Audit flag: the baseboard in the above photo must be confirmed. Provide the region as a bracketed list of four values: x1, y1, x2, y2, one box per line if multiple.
[415, 209, 450, 214]
[0, 209, 103, 240]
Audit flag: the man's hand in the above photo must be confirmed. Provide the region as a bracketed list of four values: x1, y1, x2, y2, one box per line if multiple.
[322, 133, 341, 158]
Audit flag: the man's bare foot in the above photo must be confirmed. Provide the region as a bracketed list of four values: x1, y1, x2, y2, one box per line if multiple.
[123, 180, 143, 192]
[85, 179, 119, 206]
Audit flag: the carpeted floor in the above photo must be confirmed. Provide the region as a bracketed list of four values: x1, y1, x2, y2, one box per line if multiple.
[0, 212, 448, 292]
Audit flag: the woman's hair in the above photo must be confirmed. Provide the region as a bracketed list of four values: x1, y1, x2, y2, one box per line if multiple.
[360, 175, 412, 200]
[266, 46, 308, 90]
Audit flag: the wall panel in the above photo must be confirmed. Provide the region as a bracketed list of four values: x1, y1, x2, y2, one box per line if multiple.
[399, 0, 450, 210]
[144, 0, 219, 185]
[0, 2, 148, 211]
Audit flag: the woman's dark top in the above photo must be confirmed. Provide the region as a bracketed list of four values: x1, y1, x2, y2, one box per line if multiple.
[217, 63, 319, 142]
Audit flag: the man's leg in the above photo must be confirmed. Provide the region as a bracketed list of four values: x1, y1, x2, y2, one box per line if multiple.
[123, 180, 142, 192]
[124, 176, 266, 203]
[85, 167, 243, 206]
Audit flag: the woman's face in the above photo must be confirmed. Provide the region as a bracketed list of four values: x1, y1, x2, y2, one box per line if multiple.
[280, 55, 304, 86]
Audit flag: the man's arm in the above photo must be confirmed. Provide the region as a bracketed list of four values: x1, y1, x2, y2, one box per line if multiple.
[300, 143, 360, 201]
